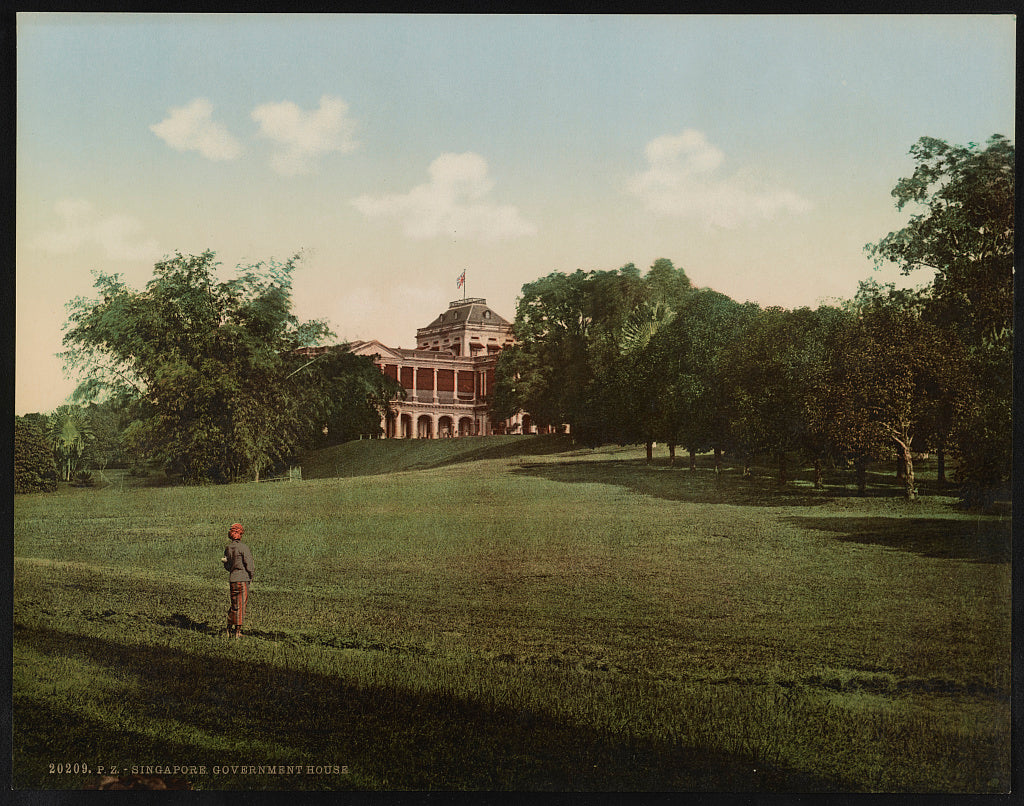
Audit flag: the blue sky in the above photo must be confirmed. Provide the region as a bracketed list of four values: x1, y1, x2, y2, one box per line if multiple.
[16, 13, 1016, 414]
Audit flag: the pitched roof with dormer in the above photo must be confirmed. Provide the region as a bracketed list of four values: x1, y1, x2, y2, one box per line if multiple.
[418, 298, 512, 332]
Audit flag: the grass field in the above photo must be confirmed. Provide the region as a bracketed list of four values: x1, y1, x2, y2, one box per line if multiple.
[12, 437, 1011, 791]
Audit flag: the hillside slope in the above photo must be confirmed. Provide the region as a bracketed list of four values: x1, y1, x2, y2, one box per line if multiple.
[298, 435, 575, 479]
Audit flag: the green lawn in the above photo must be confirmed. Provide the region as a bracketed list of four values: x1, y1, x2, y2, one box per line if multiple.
[12, 440, 1011, 791]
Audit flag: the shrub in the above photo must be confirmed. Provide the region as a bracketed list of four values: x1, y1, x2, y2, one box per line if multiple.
[72, 470, 96, 488]
[14, 417, 58, 493]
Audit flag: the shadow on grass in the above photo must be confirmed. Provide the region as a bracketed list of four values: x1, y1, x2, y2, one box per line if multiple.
[511, 459, 836, 509]
[13, 622, 850, 793]
[784, 516, 1011, 564]
[160, 612, 221, 635]
[415, 434, 578, 469]
[302, 435, 578, 479]
[510, 458, 970, 510]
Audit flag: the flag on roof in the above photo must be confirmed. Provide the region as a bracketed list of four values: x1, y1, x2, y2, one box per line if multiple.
[456, 270, 465, 289]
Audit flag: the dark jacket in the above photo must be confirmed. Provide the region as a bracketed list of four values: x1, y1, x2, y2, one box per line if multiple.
[223, 539, 254, 583]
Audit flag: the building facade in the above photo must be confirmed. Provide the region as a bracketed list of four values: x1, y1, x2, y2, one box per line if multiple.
[347, 297, 527, 438]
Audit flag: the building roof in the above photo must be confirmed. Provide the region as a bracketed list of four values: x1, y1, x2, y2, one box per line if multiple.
[418, 298, 512, 332]
[347, 339, 495, 366]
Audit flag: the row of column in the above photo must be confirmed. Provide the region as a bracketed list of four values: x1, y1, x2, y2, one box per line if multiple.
[385, 363, 489, 403]
[382, 410, 489, 439]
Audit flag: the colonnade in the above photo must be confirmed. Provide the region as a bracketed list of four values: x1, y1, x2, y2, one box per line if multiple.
[383, 362, 491, 404]
[381, 408, 492, 439]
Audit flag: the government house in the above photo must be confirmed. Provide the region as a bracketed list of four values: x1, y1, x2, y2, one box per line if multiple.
[344, 297, 531, 438]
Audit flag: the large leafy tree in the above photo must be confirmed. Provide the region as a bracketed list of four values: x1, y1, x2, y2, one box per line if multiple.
[818, 282, 956, 500]
[307, 348, 406, 447]
[867, 134, 1013, 344]
[866, 135, 1013, 504]
[495, 259, 694, 444]
[719, 305, 850, 484]
[62, 251, 398, 483]
[656, 291, 759, 470]
[493, 266, 649, 431]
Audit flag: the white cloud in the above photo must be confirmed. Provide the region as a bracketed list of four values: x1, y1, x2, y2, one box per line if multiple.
[252, 95, 357, 176]
[352, 152, 537, 241]
[150, 98, 242, 161]
[628, 129, 812, 229]
[30, 199, 163, 262]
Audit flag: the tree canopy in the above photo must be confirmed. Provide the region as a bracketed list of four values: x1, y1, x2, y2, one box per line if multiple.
[62, 251, 401, 483]
[867, 135, 1013, 504]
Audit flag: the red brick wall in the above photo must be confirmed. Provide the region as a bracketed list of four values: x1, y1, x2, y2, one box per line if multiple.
[415, 368, 433, 391]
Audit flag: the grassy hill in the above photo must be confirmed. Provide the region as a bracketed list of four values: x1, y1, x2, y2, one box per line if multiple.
[298, 434, 580, 479]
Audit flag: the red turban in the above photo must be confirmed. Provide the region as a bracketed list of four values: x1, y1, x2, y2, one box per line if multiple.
[228, 523, 244, 540]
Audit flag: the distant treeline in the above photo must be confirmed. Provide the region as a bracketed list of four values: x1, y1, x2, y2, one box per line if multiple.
[492, 136, 1013, 506]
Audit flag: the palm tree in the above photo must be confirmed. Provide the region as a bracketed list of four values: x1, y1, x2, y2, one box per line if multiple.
[618, 301, 675, 355]
[49, 405, 94, 482]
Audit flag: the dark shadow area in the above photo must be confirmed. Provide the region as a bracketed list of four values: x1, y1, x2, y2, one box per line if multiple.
[511, 459, 837, 509]
[510, 457, 973, 509]
[302, 435, 578, 479]
[159, 612, 220, 635]
[409, 435, 579, 471]
[158, 613, 441, 655]
[784, 516, 1011, 564]
[12, 622, 853, 793]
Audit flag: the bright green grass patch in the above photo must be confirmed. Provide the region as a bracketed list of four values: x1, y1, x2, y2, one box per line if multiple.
[13, 441, 1011, 791]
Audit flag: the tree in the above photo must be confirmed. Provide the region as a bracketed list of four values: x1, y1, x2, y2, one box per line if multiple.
[655, 291, 758, 471]
[14, 417, 58, 493]
[867, 134, 1013, 344]
[718, 306, 824, 483]
[306, 348, 406, 447]
[48, 404, 95, 482]
[82, 397, 132, 470]
[867, 134, 1013, 505]
[644, 257, 692, 311]
[819, 282, 954, 500]
[558, 259, 691, 454]
[492, 266, 647, 432]
[62, 251, 397, 483]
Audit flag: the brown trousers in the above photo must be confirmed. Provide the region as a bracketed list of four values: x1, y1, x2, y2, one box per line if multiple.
[228, 581, 248, 632]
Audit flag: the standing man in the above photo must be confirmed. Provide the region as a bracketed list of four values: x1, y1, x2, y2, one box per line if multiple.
[222, 523, 254, 638]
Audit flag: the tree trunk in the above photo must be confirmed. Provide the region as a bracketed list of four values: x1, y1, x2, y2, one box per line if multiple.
[646, 439, 653, 463]
[894, 434, 916, 501]
[855, 457, 867, 496]
[813, 458, 823, 489]
[713, 447, 721, 473]
[668, 443, 676, 467]
[742, 456, 751, 477]
[778, 452, 787, 484]
[936, 447, 946, 486]
[689, 448, 696, 471]
[903, 452, 916, 500]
